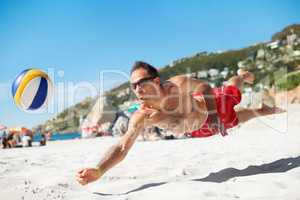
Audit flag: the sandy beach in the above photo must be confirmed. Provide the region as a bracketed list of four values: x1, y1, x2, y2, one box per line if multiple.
[1, 104, 300, 200]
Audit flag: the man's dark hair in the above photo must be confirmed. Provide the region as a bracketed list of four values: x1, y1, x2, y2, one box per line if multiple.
[131, 61, 159, 77]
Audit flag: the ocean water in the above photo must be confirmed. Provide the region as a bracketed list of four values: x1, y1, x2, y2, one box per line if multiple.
[33, 132, 81, 142]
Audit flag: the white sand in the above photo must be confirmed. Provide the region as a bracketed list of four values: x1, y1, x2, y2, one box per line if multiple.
[1, 105, 300, 200]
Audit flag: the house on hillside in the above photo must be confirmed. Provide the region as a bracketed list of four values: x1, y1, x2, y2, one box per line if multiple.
[287, 33, 298, 46]
[197, 70, 208, 78]
[266, 40, 280, 49]
[220, 68, 229, 78]
[208, 69, 219, 77]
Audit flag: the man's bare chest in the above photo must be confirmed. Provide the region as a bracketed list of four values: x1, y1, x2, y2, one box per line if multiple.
[154, 110, 207, 134]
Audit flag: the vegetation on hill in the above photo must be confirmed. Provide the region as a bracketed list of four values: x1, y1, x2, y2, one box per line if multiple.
[276, 71, 300, 90]
[272, 24, 300, 41]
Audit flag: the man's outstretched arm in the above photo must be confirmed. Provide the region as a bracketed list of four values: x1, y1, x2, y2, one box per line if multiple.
[76, 111, 146, 185]
[95, 121, 142, 175]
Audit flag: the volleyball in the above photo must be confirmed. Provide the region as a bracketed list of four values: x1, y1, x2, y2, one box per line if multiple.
[12, 68, 53, 111]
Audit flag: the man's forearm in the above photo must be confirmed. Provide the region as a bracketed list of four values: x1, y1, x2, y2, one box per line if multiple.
[95, 109, 147, 176]
[95, 123, 140, 175]
[96, 143, 128, 176]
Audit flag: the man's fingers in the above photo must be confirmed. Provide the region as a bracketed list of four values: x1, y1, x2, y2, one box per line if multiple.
[140, 103, 158, 112]
[142, 107, 156, 113]
[77, 169, 87, 177]
[76, 177, 84, 182]
[140, 109, 150, 115]
[76, 172, 83, 177]
[140, 109, 157, 118]
[77, 169, 85, 176]
[82, 169, 88, 176]
[76, 173, 84, 178]
[76, 177, 88, 185]
[149, 111, 159, 118]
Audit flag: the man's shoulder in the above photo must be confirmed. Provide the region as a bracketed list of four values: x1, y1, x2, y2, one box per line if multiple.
[168, 75, 188, 82]
[168, 75, 205, 83]
[167, 75, 205, 91]
[167, 75, 192, 87]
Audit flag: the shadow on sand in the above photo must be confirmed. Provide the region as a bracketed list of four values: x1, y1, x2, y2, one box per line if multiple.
[192, 155, 300, 183]
[93, 182, 167, 196]
[94, 156, 300, 196]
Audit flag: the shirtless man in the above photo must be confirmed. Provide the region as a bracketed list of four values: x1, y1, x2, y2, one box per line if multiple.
[76, 61, 281, 185]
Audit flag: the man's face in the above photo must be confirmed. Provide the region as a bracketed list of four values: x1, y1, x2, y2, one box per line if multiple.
[130, 68, 160, 101]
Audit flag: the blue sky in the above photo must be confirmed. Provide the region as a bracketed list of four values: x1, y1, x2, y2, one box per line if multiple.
[0, 0, 299, 128]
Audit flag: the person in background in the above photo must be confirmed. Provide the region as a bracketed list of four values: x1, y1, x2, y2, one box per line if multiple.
[1, 131, 8, 149]
[39, 133, 47, 146]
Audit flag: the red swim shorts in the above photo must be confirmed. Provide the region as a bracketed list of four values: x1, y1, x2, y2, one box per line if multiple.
[190, 85, 242, 138]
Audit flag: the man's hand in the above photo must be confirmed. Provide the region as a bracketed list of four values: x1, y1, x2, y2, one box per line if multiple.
[140, 104, 164, 124]
[76, 168, 103, 186]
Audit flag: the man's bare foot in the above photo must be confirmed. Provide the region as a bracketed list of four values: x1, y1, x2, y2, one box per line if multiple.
[237, 69, 255, 84]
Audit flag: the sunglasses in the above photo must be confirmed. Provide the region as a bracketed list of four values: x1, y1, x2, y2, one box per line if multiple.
[131, 76, 156, 90]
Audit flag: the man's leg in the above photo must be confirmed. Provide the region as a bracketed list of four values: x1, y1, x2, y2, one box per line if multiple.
[226, 69, 255, 90]
[225, 69, 284, 123]
[236, 104, 285, 123]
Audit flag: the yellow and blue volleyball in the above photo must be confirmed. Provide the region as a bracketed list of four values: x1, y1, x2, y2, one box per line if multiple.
[12, 68, 53, 111]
